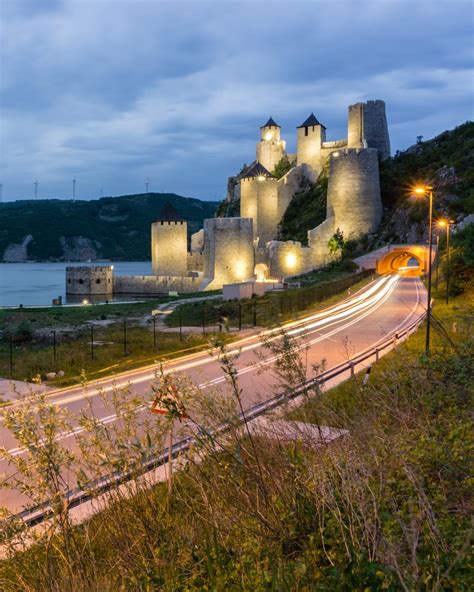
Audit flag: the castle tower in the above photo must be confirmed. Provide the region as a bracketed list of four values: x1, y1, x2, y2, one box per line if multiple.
[308, 148, 382, 267]
[296, 113, 326, 177]
[202, 217, 254, 289]
[151, 202, 188, 276]
[240, 161, 279, 247]
[256, 117, 286, 173]
[347, 100, 390, 160]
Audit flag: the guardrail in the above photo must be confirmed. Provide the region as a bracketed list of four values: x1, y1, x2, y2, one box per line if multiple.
[11, 306, 427, 529]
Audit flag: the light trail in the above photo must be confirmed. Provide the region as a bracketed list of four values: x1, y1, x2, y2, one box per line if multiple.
[2, 276, 402, 458]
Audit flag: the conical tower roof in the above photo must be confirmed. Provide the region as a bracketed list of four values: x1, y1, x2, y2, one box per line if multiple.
[157, 201, 184, 221]
[297, 112, 326, 129]
[241, 161, 275, 179]
[260, 116, 280, 129]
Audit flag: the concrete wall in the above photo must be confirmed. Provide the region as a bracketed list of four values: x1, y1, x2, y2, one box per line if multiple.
[240, 177, 279, 246]
[151, 220, 188, 276]
[202, 217, 254, 289]
[296, 124, 325, 176]
[347, 100, 390, 160]
[114, 274, 201, 294]
[223, 281, 265, 301]
[66, 266, 113, 295]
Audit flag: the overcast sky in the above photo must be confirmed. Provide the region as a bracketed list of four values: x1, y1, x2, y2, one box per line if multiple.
[1, 0, 473, 203]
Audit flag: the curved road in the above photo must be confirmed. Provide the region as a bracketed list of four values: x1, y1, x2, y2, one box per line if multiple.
[0, 275, 426, 515]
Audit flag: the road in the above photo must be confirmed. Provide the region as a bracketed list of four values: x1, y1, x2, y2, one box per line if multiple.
[0, 276, 426, 516]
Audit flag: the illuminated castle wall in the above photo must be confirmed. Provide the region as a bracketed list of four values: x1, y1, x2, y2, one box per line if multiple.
[70, 100, 389, 296]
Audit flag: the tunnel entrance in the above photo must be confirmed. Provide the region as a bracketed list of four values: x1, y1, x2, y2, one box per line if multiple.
[377, 248, 426, 276]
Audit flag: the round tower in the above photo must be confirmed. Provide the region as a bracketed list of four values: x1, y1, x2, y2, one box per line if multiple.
[327, 148, 382, 238]
[256, 117, 286, 172]
[347, 100, 390, 160]
[240, 161, 279, 247]
[151, 202, 188, 276]
[296, 113, 326, 177]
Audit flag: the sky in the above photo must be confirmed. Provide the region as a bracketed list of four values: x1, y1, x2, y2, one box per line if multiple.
[0, 0, 473, 203]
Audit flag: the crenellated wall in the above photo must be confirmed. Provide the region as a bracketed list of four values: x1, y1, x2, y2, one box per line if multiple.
[151, 220, 188, 276]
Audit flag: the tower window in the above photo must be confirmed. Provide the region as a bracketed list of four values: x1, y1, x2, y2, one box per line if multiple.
[96, 279, 101, 284]
[305, 126, 308, 136]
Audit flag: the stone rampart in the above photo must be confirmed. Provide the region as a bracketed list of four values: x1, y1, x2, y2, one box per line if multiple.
[66, 266, 113, 295]
[202, 217, 254, 289]
[114, 274, 201, 295]
[241, 177, 279, 246]
[308, 148, 382, 267]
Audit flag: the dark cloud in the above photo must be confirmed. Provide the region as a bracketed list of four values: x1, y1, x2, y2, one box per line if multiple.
[1, 0, 473, 201]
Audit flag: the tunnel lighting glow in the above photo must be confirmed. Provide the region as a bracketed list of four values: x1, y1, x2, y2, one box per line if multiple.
[285, 252, 297, 268]
[332, 151, 339, 157]
[264, 132, 273, 141]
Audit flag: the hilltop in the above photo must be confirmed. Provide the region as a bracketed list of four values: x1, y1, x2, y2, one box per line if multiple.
[256, 121, 474, 246]
[0, 193, 219, 262]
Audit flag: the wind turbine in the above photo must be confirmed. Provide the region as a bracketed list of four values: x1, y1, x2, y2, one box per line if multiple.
[34, 179, 38, 199]
[145, 179, 149, 193]
[72, 178, 76, 201]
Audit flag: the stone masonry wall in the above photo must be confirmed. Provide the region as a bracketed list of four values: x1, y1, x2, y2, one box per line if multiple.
[296, 124, 325, 177]
[308, 148, 382, 267]
[151, 220, 188, 276]
[114, 274, 201, 294]
[202, 217, 254, 290]
[347, 100, 390, 160]
[66, 266, 113, 295]
[267, 240, 312, 279]
[240, 177, 279, 246]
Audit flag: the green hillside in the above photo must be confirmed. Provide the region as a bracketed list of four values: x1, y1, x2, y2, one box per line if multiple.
[0, 193, 218, 261]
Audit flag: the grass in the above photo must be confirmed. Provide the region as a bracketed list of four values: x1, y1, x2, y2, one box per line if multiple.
[0, 280, 472, 590]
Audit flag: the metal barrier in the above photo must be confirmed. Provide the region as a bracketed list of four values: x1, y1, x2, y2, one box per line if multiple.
[11, 305, 427, 529]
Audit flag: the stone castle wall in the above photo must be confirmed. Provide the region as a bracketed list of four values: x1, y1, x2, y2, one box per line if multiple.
[308, 148, 382, 267]
[276, 164, 312, 223]
[347, 100, 390, 160]
[240, 177, 279, 247]
[202, 217, 254, 289]
[66, 266, 113, 295]
[267, 240, 312, 279]
[114, 274, 201, 295]
[151, 220, 188, 277]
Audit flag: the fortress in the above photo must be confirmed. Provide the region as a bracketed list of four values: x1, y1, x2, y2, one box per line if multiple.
[67, 100, 390, 296]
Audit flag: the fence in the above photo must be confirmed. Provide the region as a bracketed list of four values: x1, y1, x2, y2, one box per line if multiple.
[15, 301, 427, 529]
[1, 270, 374, 381]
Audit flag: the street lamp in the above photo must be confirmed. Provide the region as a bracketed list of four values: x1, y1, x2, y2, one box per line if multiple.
[437, 219, 454, 305]
[413, 185, 434, 354]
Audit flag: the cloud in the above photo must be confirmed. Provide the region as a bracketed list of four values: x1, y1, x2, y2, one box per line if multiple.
[1, 0, 473, 201]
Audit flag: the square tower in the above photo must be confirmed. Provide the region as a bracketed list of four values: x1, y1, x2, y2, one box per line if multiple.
[296, 113, 326, 176]
[151, 202, 188, 276]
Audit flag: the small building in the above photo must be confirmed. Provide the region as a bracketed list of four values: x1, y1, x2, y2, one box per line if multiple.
[223, 281, 265, 301]
[66, 266, 113, 295]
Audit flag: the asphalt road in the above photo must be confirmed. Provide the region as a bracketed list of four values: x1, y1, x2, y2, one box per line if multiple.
[0, 276, 426, 515]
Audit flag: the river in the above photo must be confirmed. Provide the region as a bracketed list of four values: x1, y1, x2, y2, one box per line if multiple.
[0, 262, 153, 307]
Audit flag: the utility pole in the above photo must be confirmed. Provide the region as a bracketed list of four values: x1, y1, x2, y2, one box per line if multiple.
[72, 178, 76, 201]
[34, 179, 38, 199]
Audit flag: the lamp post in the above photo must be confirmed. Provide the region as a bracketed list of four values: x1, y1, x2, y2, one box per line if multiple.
[437, 219, 453, 305]
[414, 186, 434, 354]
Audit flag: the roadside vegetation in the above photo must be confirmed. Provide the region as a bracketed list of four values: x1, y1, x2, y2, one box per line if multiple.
[0, 229, 472, 590]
